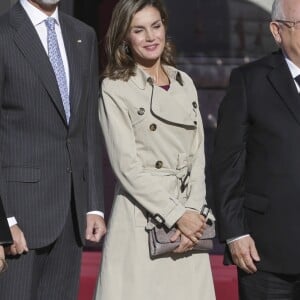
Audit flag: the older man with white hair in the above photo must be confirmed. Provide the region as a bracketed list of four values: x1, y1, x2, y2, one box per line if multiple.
[214, 0, 300, 299]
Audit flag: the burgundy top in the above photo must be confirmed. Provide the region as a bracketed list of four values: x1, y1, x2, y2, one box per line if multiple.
[160, 84, 170, 91]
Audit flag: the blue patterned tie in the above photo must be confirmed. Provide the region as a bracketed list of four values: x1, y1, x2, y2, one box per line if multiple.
[45, 17, 70, 123]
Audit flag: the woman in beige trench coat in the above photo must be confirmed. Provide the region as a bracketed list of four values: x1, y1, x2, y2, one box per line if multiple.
[94, 0, 216, 299]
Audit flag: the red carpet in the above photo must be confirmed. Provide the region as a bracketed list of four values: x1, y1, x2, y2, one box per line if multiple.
[78, 252, 238, 300]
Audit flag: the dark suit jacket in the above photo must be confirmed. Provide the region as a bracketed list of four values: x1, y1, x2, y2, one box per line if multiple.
[213, 50, 300, 274]
[0, 3, 104, 249]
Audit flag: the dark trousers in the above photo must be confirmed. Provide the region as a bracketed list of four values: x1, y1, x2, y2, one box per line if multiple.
[0, 203, 82, 300]
[238, 269, 300, 300]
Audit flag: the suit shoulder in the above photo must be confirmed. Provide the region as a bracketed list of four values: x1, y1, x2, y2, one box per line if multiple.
[234, 52, 279, 75]
[59, 12, 96, 35]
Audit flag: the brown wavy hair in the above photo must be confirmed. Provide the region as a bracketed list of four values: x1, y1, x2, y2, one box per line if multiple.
[104, 0, 176, 81]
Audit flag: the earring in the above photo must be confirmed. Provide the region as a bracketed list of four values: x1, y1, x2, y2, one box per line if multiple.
[123, 41, 129, 54]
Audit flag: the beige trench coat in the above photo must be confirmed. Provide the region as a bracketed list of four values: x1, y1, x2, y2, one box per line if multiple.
[94, 66, 215, 300]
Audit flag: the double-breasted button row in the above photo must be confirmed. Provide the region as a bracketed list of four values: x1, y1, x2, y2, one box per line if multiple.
[192, 101, 198, 109]
[155, 160, 163, 169]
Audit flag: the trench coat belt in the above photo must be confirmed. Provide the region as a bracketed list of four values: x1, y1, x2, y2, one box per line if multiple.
[145, 160, 192, 230]
[147, 160, 192, 192]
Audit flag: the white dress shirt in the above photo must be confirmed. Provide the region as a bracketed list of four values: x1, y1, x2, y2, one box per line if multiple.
[285, 56, 300, 92]
[20, 0, 70, 90]
[7, 0, 103, 227]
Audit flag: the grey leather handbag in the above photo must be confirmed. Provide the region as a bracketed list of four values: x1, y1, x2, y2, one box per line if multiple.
[147, 205, 215, 257]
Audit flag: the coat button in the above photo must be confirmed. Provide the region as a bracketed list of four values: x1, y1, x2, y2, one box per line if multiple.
[192, 101, 198, 108]
[149, 123, 157, 131]
[137, 107, 145, 115]
[194, 121, 197, 125]
[155, 160, 163, 169]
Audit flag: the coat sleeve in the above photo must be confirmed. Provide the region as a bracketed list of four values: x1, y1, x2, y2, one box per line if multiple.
[184, 94, 207, 212]
[99, 80, 186, 228]
[212, 68, 249, 242]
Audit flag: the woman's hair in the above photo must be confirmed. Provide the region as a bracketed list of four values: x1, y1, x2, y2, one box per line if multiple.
[104, 0, 176, 81]
[271, 0, 285, 21]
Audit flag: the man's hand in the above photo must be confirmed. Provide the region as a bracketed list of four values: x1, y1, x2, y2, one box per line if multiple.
[85, 214, 106, 243]
[176, 210, 206, 243]
[7, 225, 28, 256]
[228, 236, 260, 274]
[0, 245, 7, 273]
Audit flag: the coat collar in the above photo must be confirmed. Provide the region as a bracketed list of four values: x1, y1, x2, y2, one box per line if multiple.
[267, 50, 300, 126]
[130, 65, 197, 127]
[130, 65, 184, 90]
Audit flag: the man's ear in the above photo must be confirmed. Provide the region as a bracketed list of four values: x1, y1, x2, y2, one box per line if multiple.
[270, 21, 282, 44]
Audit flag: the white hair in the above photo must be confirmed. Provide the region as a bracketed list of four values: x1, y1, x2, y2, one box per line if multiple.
[271, 0, 286, 20]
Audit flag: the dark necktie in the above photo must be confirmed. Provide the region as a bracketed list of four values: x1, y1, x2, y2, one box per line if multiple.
[294, 74, 300, 89]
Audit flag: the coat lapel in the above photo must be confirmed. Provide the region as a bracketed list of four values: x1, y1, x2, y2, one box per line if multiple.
[10, 3, 67, 125]
[267, 51, 300, 126]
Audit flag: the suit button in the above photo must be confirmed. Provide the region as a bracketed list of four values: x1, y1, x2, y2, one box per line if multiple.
[137, 107, 145, 115]
[66, 138, 71, 145]
[149, 123, 157, 131]
[66, 167, 72, 173]
[192, 101, 198, 108]
[155, 160, 163, 169]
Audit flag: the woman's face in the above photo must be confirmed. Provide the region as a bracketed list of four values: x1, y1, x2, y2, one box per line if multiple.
[126, 5, 166, 67]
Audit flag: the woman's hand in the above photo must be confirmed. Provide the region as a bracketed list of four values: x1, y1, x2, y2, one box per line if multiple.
[170, 229, 195, 253]
[0, 245, 7, 273]
[176, 210, 207, 243]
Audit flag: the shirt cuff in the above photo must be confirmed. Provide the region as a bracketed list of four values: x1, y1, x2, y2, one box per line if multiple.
[226, 234, 250, 244]
[87, 211, 104, 218]
[7, 217, 17, 227]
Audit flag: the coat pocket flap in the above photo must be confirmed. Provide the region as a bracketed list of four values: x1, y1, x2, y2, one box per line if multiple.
[3, 167, 41, 183]
[243, 193, 269, 213]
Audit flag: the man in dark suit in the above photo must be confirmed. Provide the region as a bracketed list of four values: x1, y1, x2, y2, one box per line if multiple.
[213, 0, 300, 299]
[0, 0, 106, 299]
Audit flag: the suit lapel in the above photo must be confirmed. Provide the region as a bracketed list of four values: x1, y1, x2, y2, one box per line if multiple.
[268, 51, 300, 126]
[59, 14, 82, 124]
[10, 3, 67, 125]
